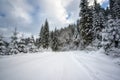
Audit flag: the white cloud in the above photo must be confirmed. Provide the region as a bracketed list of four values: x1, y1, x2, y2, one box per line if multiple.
[0, 0, 108, 38]
[9, 0, 33, 24]
[37, 0, 73, 30]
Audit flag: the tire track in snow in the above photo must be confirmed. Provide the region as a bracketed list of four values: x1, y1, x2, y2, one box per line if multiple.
[72, 53, 120, 80]
[70, 54, 101, 80]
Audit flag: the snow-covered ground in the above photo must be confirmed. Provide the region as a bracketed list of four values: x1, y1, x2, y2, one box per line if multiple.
[0, 51, 120, 80]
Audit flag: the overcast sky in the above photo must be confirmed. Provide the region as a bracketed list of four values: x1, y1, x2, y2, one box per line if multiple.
[0, 0, 108, 38]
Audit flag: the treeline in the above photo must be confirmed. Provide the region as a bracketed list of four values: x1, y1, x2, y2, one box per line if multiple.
[36, 0, 120, 51]
[0, 0, 120, 55]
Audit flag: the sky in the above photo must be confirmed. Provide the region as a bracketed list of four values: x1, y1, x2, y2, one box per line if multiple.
[0, 0, 109, 38]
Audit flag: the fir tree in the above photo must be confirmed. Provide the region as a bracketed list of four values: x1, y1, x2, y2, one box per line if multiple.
[105, 7, 110, 17]
[102, 15, 120, 51]
[101, 25, 110, 51]
[39, 25, 44, 48]
[42, 19, 49, 49]
[109, 0, 115, 18]
[79, 0, 93, 48]
[51, 29, 59, 51]
[50, 31, 54, 47]
[110, 0, 120, 19]
[9, 27, 19, 54]
[0, 34, 6, 55]
[113, 0, 120, 19]
[18, 35, 27, 53]
[92, 0, 105, 48]
[27, 35, 36, 53]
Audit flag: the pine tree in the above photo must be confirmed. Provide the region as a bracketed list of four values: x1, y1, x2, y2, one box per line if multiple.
[92, 0, 105, 48]
[18, 35, 27, 53]
[27, 36, 36, 53]
[73, 25, 80, 49]
[0, 34, 7, 55]
[42, 19, 49, 49]
[113, 0, 120, 19]
[86, 6, 94, 44]
[109, 0, 115, 17]
[79, 0, 93, 48]
[102, 15, 120, 51]
[38, 25, 44, 48]
[50, 31, 54, 47]
[9, 27, 19, 54]
[116, 18, 120, 48]
[110, 0, 120, 19]
[105, 7, 110, 17]
[35, 38, 39, 49]
[93, 0, 101, 36]
[101, 25, 110, 51]
[51, 29, 59, 51]
[108, 16, 119, 48]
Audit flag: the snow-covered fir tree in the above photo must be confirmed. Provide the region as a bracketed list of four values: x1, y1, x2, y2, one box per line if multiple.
[18, 35, 27, 53]
[42, 19, 49, 49]
[92, 1, 106, 48]
[72, 25, 80, 49]
[101, 25, 110, 51]
[38, 25, 44, 48]
[8, 27, 19, 54]
[116, 18, 120, 48]
[0, 34, 7, 55]
[113, 0, 120, 19]
[110, 0, 120, 19]
[27, 36, 37, 53]
[50, 31, 54, 48]
[102, 15, 120, 51]
[105, 7, 110, 17]
[92, 0, 101, 38]
[79, 0, 93, 49]
[51, 28, 59, 51]
[35, 38, 40, 49]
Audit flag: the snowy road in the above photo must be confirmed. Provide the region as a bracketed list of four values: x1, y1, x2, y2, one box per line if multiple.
[0, 51, 120, 80]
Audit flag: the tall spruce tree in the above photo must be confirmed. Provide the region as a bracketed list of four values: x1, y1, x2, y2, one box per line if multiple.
[79, 0, 93, 48]
[18, 35, 27, 53]
[109, 0, 115, 18]
[0, 34, 7, 55]
[42, 19, 49, 49]
[110, 0, 120, 19]
[9, 27, 19, 54]
[27, 35, 36, 53]
[39, 25, 44, 48]
[51, 28, 59, 51]
[50, 31, 54, 47]
[92, 0, 105, 48]
[102, 15, 120, 51]
[113, 0, 120, 19]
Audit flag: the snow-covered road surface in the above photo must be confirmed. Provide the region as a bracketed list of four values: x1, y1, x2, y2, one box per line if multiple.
[0, 51, 120, 80]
